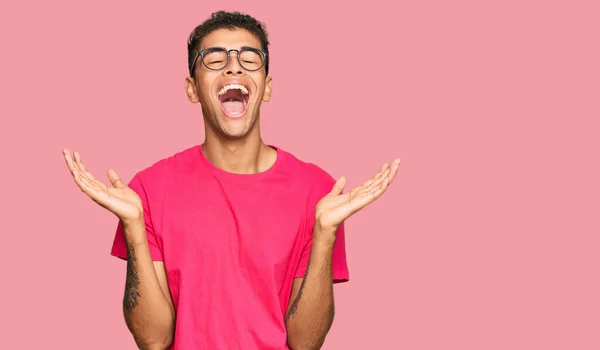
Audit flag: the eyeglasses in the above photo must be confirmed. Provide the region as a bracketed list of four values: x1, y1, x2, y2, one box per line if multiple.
[190, 47, 268, 76]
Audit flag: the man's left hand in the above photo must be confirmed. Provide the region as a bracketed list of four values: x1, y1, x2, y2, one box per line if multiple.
[315, 158, 401, 238]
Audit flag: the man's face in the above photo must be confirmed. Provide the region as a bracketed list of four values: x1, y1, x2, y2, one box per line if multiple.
[185, 28, 272, 139]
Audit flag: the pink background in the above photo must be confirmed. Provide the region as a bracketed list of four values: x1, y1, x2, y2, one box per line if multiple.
[1, 0, 599, 349]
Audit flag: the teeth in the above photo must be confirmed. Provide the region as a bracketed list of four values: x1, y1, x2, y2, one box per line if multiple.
[218, 84, 249, 96]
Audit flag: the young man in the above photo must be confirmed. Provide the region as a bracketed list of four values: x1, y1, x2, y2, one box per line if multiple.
[62, 11, 400, 350]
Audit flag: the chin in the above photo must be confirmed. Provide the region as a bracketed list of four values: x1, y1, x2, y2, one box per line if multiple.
[215, 116, 255, 139]
[203, 99, 259, 139]
[221, 127, 250, 138]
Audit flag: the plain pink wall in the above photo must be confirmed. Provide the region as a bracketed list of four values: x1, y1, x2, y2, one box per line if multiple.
[1, 0, 599, 349]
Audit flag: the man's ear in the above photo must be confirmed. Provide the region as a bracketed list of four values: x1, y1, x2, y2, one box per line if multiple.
[185, 76, 200, 103]
[262, 76, 272, 102]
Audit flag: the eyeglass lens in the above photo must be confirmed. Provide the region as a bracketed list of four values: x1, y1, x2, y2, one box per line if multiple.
[203, 48, 264, 71]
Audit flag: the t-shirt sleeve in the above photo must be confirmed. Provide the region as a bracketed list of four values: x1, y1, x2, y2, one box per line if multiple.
[110, 174, 163, 261]
[294, 221, 349, 283]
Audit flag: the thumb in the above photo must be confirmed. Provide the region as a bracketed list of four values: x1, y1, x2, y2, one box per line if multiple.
[330, 176, 346, 195]
[108, 168, 126, 188]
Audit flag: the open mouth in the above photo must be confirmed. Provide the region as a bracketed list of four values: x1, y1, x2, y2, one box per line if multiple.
[218, 83, 250, 118]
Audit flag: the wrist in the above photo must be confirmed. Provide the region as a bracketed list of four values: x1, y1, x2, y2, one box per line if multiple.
[313, 225, 337, 247]
[122, 219, 147, 244]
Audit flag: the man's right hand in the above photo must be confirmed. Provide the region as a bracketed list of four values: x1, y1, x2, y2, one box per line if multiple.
[62, 148, 145, 234]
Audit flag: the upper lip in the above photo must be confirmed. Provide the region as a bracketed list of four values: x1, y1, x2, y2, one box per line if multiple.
[217, 80, 250, 95]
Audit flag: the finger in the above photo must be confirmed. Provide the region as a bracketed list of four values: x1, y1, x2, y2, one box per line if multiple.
[349, 161, 396, 208]
[356, 172, 389, 196]
[75, 169, 110, 203]
[63, 150, 81, 176]
[72, 168, 93, 194]
[375, 163, 389, 180]
[91, 178, 110, 193]
[381, 162, 390, 171]
[73, 151, 97, 181]
[77, 170, 93, 189]
[74, 151, 91, 176]
[366, 177, 390, 200]
[349, 182, 385, 211]
[352, 178, 382, 200]
[81, 175, 107, 193]
[355, 170, 388, 197]
[387, 158, 402, 184]
[378, 162, 389, 174]
[365, 166, 391, 191]
[67, 154, 109, 193]
[362, 163, 389, 188]
[108, 168, 126, 189]
[74, 167, 97, 190]
[368, 159, 399, 188]
[74, 152, 86, 171]
[329, 176, 346, 195]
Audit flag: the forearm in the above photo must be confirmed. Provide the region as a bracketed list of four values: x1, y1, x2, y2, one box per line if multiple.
[286, 228, 336, 350]
[123, 222, 175, 350]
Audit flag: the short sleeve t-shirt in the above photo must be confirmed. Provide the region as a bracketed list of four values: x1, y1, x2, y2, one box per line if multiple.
[110, 144, 349, 350]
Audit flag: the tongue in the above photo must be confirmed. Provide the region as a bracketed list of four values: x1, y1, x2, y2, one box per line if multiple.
[222, 100, 244, 115]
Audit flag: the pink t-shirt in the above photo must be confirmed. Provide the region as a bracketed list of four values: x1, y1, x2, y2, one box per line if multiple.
[110, 144, 349, 350]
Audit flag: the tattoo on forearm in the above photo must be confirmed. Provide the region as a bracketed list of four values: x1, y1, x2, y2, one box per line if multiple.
[287, 259, 311, 320]
[124, 242, 141, 311]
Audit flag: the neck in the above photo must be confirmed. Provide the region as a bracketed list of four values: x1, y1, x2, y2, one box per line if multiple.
[202, 128, 276, 175]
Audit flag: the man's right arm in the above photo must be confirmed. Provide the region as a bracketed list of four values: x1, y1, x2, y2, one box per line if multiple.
[61, 150, 175, 349]
[123, 221, 175, 350]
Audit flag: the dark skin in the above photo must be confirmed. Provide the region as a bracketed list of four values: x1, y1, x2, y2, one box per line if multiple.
[63, 26, 401, 350]
[124, 242, 141, 311]
[184, 28, 276, 176]
[284, 160, 400, 349]
[62, 149, 175, 350]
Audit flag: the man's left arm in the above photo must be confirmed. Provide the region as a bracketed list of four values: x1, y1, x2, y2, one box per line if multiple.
[285, 157, 402, 350]
[285, 227, 337, 350]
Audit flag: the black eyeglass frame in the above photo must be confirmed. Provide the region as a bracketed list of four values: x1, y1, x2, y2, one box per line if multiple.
[189, 47, 268, 76]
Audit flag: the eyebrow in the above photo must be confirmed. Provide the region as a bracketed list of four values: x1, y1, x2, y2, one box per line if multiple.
[240, 45, 260, 51]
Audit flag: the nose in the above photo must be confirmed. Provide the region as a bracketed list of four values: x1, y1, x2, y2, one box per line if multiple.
[224, 50, 244, 76]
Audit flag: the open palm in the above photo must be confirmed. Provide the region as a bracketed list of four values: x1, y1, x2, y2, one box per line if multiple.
[62, 149, 143, 223]
[315, 158, 401, 231]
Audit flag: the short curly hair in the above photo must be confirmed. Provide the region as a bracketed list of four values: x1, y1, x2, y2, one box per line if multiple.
[187, 11, 270, 77]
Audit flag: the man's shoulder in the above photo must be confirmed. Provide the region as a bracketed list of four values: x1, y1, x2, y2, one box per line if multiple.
[280, 148, 336, 189]
[133, 144, 201, 184]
